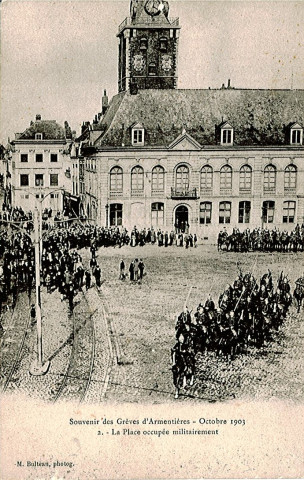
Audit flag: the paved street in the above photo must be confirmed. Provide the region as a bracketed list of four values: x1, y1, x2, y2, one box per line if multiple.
[1, 245, 303, 404]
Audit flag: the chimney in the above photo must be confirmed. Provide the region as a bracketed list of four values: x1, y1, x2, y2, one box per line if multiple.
[102, 89, 109, 115]
[227, 79, 231, 89]
[36, 114, 41, 121]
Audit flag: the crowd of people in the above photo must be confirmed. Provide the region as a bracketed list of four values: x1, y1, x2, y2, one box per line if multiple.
[0, 212, 105, 316]
[171, 270, 295, 398]
[218, 225, 304, 252]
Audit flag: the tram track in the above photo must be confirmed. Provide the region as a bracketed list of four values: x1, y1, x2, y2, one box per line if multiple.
[94, 285, 120, 399]
[0, 293, 31, 393]
[52, 289, 96, 404]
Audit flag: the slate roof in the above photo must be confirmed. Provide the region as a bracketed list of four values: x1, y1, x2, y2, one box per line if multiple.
[95, 89, 304, 148]
[17, 120, 66, 140]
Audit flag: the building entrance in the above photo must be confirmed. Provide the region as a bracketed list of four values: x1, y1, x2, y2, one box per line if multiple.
[175, 205, 189, 233]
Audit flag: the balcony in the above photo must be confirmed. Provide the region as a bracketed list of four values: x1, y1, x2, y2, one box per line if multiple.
[118, 16, 179, 34]
[171, 188, 198, 199]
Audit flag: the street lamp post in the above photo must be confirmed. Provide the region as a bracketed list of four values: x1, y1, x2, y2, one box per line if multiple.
[28, 187, 64, 375]
[29, 206, 50, 375]
[105, 203, 109, 228]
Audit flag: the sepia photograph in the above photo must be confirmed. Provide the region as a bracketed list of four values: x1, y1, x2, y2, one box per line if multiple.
[0, 0, 304, 478]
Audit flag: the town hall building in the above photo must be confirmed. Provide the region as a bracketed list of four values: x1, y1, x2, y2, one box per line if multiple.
[79, 0, 304, 242]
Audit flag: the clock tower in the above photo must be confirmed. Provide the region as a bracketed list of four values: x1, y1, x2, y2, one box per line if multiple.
[117, 0, 180, 93]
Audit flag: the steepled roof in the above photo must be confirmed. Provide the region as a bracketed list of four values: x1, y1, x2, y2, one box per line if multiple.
[94, 89, 304, 148]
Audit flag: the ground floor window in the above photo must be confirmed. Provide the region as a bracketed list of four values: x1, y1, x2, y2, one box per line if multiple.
[239, 201, 251, 223]
[262, 200, 275, 223]
[219, 201, 231, 224]
[283, 201, 296, 223]
[110, 203, 123, 226]
[200, 201, 212, 224]
[151, 202, 164, 226]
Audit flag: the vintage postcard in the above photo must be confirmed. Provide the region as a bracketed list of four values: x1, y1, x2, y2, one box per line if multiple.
[0, 0, 303, 478]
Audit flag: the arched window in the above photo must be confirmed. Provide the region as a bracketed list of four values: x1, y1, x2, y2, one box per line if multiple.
[110, 166, 123, 194]
[200, 166, 213, 192]
[200, 202, 212, 224]
[219, 201, 231, 224]
[140, 37, 148, 50]
[159, 37, 168, 52]
[264, 165, 276, 192]
[175, 165, 189, 192]
[152, 166, 165, 192]
[220, 165, 232, 190]
[151, 202, 164, 226]
[284, 165, 297, 191]
[131, 166, 144, 193]
[239, 165, 252, 191]
[283, 201, 296, 223]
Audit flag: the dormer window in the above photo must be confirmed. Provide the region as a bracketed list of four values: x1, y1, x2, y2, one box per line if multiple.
[290, 123, 303, 145]
[140, 37, 148, 51]
[35, 133, 43, 140]
[219, 122, 234, 145]
[131, 123, 145, 146]
[159, 37, 168, 52]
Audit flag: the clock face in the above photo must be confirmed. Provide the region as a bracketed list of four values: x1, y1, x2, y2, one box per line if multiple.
[132, 54, 146, 72]
[144, 0, 162, 17]
[161, 54, 172, 72]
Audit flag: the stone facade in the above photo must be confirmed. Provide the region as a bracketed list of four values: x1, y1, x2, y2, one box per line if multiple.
[11, 116, 74, 212]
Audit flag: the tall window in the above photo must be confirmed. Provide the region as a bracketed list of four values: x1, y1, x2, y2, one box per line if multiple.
[200, 166, 213, 192]
[239, 165, 252, 191]
[35, 174, 44, 186]
[110, 166, 123, 193]
[152, 166, 165, 192]
[200, 202, 212, 224]
[283, 201, 296, 223]
[110, 204, 123, 226]
[284, 165, 297, 190]
[20, 174, 29, 186]
[151, 202, 164, 226]
[219, 201, 231, 224]
[239, 201, 251, 223]
[50, 174, 58, 187]
[131, 166, 144, 193]
[148, 62, 156, 76]
[220, 165, 232, 190]
[21, 154, 28, 163]
[35, 153, 43, 163]
[264, 165, 276, 192]
[51, 153, 58, 162]
[176, 165, 189, 191]
[262, 200, 275, 223]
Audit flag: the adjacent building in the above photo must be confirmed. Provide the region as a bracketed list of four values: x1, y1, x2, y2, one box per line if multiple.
[10, 115, 77, 213]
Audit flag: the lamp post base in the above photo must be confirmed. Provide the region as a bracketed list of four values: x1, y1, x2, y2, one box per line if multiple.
[29, 359, 50, 376]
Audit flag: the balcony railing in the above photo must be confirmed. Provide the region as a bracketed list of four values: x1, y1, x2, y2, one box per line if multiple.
[118, 16, 179, 33]
[171, 188, 198, 199]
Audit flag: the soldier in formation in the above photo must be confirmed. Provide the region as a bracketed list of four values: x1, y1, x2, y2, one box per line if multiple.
[171, 271, 294, 398]
[218, 225, 304, 252]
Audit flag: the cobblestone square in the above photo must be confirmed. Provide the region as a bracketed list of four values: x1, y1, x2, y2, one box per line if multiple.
[2, 244, 303, 404]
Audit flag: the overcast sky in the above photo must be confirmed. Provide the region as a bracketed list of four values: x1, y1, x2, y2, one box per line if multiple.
[1, 0, 304, 142]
